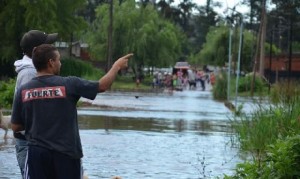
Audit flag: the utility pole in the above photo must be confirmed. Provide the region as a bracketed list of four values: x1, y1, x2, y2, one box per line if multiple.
[225, 8, 243, 109]
[235, 15, 243, 108]
[227, 26, 233, 101]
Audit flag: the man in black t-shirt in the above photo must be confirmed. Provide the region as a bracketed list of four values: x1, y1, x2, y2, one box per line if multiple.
[11, 44, 133, 179]
[14, 30, 58, 178]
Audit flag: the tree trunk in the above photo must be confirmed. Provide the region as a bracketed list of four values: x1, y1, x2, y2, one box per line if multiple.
[251, 0, 266, 96]
[259, 7, 267, 76]
[107, 0, 113, 72]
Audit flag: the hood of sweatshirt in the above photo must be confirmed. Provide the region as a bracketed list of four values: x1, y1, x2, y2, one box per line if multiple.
[14, 55, 35, 73]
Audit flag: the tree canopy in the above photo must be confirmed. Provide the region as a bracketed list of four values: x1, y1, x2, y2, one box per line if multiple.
[0, 0, 300, 78]
[0, 0, 87, 62]
[86, 0, 186, 71]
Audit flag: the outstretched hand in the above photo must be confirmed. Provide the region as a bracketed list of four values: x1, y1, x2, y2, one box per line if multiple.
[113, 53, 133, 70]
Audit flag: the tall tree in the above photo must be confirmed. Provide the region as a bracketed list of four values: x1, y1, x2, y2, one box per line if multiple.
[242, 0, 261, 29]
[0, 0, 25, 62]
[193, 1, 221, 52]
[192, 24, 264, 73]
[78, 0, 106, 23]
[86, 0, 185, 72]
[156, 0, 181, 25]
[177, 0, 196, 34]
[0, 0, 87, 64]
[270, 0, 300, 49]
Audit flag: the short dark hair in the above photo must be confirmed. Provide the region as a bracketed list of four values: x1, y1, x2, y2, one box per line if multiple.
[20, 30, 58, 58]
[32, 44, 58, 71]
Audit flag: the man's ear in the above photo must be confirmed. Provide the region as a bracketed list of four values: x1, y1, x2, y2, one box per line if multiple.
[48, 59, 55, 67]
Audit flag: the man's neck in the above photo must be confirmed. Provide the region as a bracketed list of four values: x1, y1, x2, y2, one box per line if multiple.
[37, 72, 54, 77]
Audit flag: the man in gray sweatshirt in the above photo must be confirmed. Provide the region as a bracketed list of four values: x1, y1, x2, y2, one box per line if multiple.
[14, 30, 58, 177]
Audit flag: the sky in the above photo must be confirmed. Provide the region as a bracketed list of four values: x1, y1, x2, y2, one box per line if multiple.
[194, 0, 249, 14]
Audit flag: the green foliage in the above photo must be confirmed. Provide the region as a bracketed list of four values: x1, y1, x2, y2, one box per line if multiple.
[227, 81, 300, 178]
[235, 98, 300, 153]
[0, 0, 87, 63]
[238, 75, 266, 93]
[54, 0, 87, 39]
[86, 0, 185, 69]
[192, 4, 221, 52]
[224, 161, 266, 179]
[293, 41, 300, 52]
[241, 30, 256, 72]
[111, 75, 151, 90]
[60, 57, 104, 80]
[20, 0, 87, 38]
[270, 81, 300, 104]
[0, 0, 24, 61]
[192, 25, 281, 73]
[265, 43, 281, 56]
[266, 135, 300, 178]
[20, 0, 57, 31]
[0, 79, 16, 108]
[226, 135, 300, 179]
[233, 106, 279, 157]
[212, 72, 227, 100]
[193, 25, 229, 66]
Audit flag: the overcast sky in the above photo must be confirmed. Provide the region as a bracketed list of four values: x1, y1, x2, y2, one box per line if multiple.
[194, 0, 249, 14]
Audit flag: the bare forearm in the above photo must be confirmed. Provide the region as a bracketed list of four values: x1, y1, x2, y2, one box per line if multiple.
[98, 65, 120, 92]
[98, 53, 133, 92]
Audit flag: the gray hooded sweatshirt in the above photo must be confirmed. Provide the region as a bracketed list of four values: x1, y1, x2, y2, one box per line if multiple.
[13, 55, 36, 139]
[14, 55, 37, 92]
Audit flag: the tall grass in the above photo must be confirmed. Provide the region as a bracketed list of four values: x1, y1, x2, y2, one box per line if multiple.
[270, 81, 300, 104]
[232, 101, 300, 159]
[226, 135, 300, 179]
[228, 83, 300, 178]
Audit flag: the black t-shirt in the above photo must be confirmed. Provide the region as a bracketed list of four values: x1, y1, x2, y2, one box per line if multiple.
[11, 75, 99, 159]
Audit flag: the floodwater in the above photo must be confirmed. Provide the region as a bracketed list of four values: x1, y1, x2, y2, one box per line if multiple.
[0, 89, 246, 179]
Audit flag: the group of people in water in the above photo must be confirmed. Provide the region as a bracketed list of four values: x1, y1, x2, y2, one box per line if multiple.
[152, 66, 216, 91]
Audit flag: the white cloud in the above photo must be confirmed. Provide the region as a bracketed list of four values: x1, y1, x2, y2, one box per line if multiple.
[193, 0, 249, 14]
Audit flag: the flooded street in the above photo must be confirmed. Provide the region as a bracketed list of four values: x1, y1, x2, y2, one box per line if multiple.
[0, 90, 243, 179]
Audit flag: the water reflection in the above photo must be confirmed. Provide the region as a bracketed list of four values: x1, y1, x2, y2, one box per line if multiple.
[78, 116, 232, 134]
[80, 129, 239, 179]
[0, 90, 244, 179]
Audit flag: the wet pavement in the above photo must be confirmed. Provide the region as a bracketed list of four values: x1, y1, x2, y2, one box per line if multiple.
[0, 89, 245, 179]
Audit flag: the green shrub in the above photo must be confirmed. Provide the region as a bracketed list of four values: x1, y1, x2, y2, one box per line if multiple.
[0, 79, 16, 108]
[60, 57, 104, 80]
[270, 81, 300, 104]
[229, 93, 300, 178]
[224, 161, 271, 179]
[238, 75, 265, 93]
[266, 135, 300, 178]
[212, 73, 266, 101]
[233, 98, 300, 158]
[212, 72, 227, 100]
[226, 135, 300, 179]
